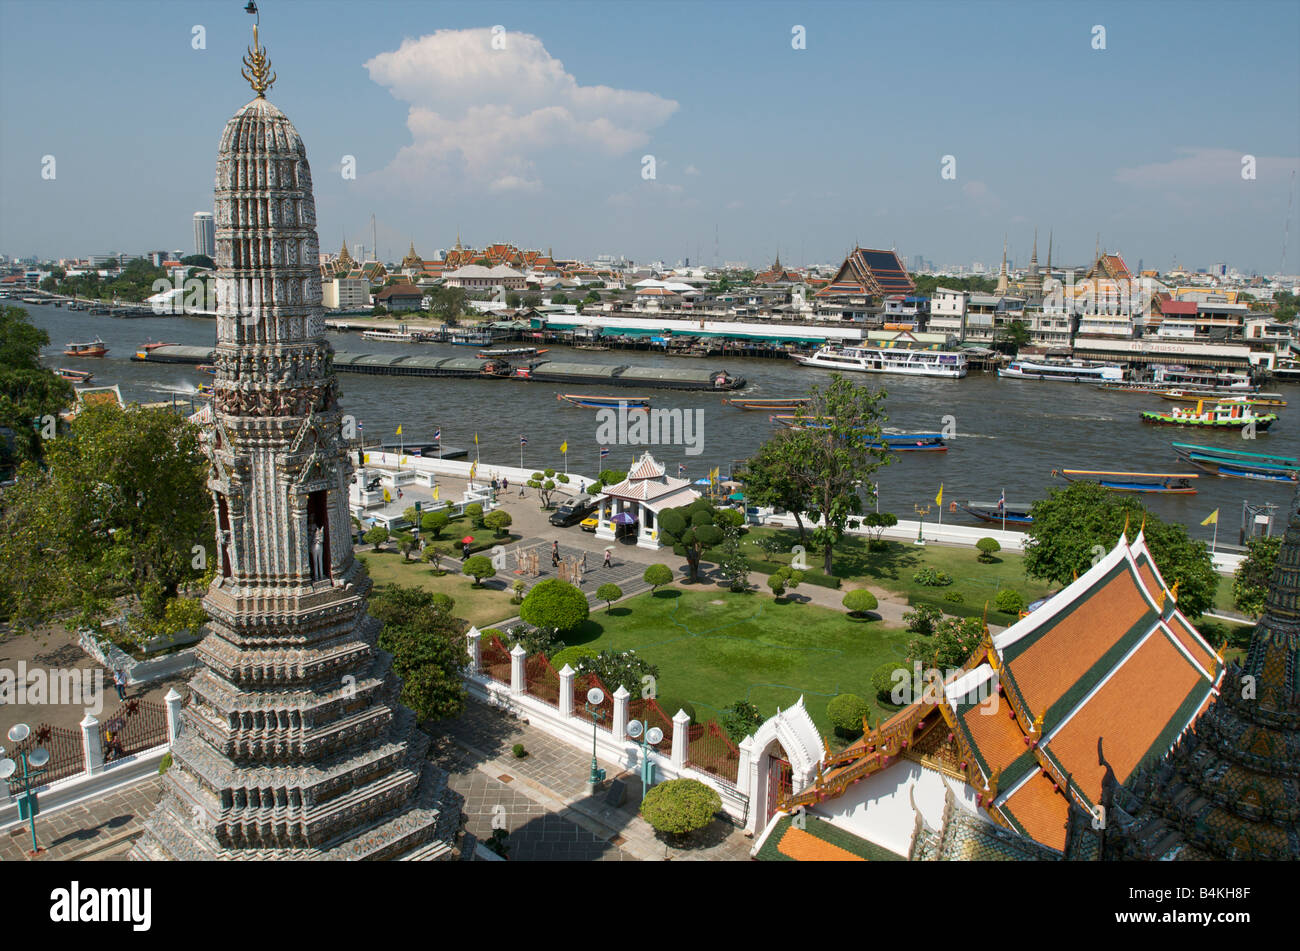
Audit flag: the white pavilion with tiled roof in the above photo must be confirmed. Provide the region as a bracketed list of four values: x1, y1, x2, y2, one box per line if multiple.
[594, 451, 699, 550]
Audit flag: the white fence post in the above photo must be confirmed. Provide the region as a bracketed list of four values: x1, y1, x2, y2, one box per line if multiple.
[510, 643, 527, 696]
[612, 685, 630, 744]
[164, 687, 184, 744]
[558, 665, 575, 718]
[671, 709, 690, 769]
[736, 735, 755, 798]
[466, 626, 482, 673]
[81, 713, 104, 775]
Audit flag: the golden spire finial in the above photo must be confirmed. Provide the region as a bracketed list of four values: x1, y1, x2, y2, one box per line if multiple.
[1122, 511, 1130, 537]
[241, 22, 277, 98]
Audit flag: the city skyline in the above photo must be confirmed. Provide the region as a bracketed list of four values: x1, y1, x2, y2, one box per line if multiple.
[1, 0, 1297, 273]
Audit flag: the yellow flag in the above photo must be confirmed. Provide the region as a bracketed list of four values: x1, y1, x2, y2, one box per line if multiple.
[560, 441, 568, 454]
[383, 488, 391, 502]
[469, 462, 477, 481]
[1201, 508, 1219, 526]
[396, 424, 402, 436]
[474, 432, 479, 445]
[433, 485, 440, 501]
[363, 453, 370, 464]
[935, 483, 943, 506]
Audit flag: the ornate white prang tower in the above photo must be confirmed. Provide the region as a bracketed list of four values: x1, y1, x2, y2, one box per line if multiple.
[133, 23, 462, 861]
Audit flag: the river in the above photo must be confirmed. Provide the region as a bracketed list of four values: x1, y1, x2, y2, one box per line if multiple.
[24, 301, 1300, 546]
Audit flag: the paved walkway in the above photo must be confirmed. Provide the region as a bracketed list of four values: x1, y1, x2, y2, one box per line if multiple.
[0, 776, 163, 861]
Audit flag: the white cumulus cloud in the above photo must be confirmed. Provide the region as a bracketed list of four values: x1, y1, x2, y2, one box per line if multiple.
[364, 29, 678, 191]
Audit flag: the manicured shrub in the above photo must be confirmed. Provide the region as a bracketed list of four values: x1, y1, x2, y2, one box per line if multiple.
[640, 778, 721, 836]
[872, 662, 906, 705]
[421, 510, 450, 538]
[520, 578, 589, 633]
[827, 693, 872, 736]
[572, 649, 658, 696]
[596, 582, 623, 611]
[944, 590, 965, 604]
[976, 537, 1001, 563]
[512, 743, 527, 758]
[462, 555, 495, 586]
[550, 645, 599, 672]
[767, 565, 803, 599]
[465, 502, 484, 526]
[364, 526, 390, 550]
[484, 509, 513, 536]
[643, 563, 673, 592]
[994, 588, 1026, 615]
[842, 589, 878, 617]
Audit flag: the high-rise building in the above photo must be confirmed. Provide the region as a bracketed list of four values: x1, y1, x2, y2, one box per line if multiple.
[134, 25, 463, 861]
[193, 211, 215, 258]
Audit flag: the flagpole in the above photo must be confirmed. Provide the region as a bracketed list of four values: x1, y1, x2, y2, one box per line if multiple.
[1212, 519, 1218, 555]
[1002, 487, 1006, 532]
[937, 488, 943, 532]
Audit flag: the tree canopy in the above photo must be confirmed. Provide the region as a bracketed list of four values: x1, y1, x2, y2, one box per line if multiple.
[657, 498, 727, 582]
[519, 578, 589, 633]
[369, 584, 469, 722]
[1023, 482, 1216, 617]
[0, 306, 74, 465]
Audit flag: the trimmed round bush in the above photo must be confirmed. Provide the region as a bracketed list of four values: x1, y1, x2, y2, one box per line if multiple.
[842, 589, 879, 617]
[976, 537, 1001, 562]
[550, 645, 598, 672]
[596, 582, 623, 610]
[462, 555, 495, 586]
[995, 588, 1026, 615]
[872, 661, 907, 705]
[520, 578, 590, 633]
[643, 563, 673, 591]
[827, 693, 872, 735]
[640, 778, 722, 836]
[465, 502, 484, 525]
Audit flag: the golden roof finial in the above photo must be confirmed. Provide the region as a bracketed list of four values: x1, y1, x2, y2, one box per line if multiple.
[1122, 511, 1130, 538]
[1171, 579, 1180, 602]
[241, 22, 277, 98]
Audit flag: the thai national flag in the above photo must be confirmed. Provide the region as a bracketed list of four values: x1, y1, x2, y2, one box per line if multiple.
[599, 447, 610, 459]
[997, 489, 1005, 512]
[520, 434, 528, 446]
[433, 428, 440, 442]
[411, 448, 422, 456]
[678, 464, 686, 476]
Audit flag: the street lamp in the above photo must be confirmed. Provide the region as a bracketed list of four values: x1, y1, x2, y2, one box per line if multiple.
[913, 504, 930, 545]
[0, 723, 49, 856]
[584, 687, 607, 795]
[626, 718, 665, 804]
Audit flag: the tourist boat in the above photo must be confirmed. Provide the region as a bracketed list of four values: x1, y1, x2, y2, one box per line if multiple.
[792, 345, 967, 379]
[1052, 469, 1198, 494]
[557, 393, 651, 410]
[723, 396, 811, 411]
[1152, 366, 1253, 391]
[1160, 389, 1285, 407]
[449, 330, 496, 346]
[998, 359, 1124, 383]
[1139, 399, 1278, 430]
[361, 329, 417, 342]
[196, 364, 217, 375]
[55, 368, 94, 383]
[954, 500, 1034, 525]
[1097, 381, 1172, 394]
[477, 347, 548, 358]
[1171, 442, 1299, 483]
[63, 338, 108, 357]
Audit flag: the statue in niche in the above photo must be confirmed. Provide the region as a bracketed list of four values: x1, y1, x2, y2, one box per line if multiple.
[309, 524, 325, 581]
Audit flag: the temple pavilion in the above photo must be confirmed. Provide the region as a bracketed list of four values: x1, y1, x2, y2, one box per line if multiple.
[593, 451, 699, 550]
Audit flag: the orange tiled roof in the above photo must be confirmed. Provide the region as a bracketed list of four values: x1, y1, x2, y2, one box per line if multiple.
[776, 826, 867, 861]
[1000, 774, 1071, 851]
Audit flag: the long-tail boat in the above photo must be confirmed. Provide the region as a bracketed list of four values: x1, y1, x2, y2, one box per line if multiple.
[723, 396, 810, 411]
[1171, 442, 1299, 482]
[557, 393, 651, 410]
[1052, 469, 1198, 494]
[1139, 399, 1278, 431]
[1160, 389, 1286, 407]
[954, 500, 1033, 525]
[55, 368, 94, 383]
[768, 415, 947, 451]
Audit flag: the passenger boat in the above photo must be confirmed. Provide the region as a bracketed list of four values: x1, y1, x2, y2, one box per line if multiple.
[1140, 399, 1278, 431]
[723, 396, 811, 411]
[55, 368, 94, 384]
[1171, 442, 1299, 483]
[768, 416, 948, 451]
[557, 393, 651, 410]
[998, 359, 1124, 383]
[1153, 366, 1253, 391]
[63, 338, 108, 357]
[792, 345, 967, 379]
[1052, 469, 1198, 494]
[954, 500, 1033, 526]
[1160, 389, 1285, 407]
[361, 329, 417, 342]
[449, 330, 496, 346]
[478, 347, 547, 358]
[196, 364, 217, 375]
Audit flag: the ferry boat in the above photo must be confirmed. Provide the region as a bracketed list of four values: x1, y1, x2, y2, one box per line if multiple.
[998, 359, 1124, 383]
[1052, 469, 1198, 494]
[1140, 399, 1278, 431]
[63, 338, 108, 358]
[1152, 366, 1253, 391]
[723, 396, 811, 411]
[55, 368, 94, 384]
[478, 347, 548, 359]
[361, 329, 417, 342]
[450, 330, 497, 346]
[792, 345, 967, 379]
[557, 393, 651, 410]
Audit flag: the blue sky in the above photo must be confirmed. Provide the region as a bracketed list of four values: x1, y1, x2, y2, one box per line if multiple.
[2, 0, 1297, 273]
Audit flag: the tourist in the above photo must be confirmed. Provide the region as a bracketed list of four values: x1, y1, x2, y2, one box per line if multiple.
[551, 540, 560, 567]
[104, 729, 125, 761]
[502, 477, 509, 492]
[112, 667, 127, 701]
[581, 551, 587, 572]
[603, 549, 612, 568]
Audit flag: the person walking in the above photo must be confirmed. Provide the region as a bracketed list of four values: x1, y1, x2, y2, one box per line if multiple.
[112, 667, 127, 701]
[603, 548, 612, 569]
[551, 540, 560, 567]
[581, 551, 587, 572]
[502, 477, 509, 493]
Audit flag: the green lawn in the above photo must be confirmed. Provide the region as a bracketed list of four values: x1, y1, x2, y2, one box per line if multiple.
[735, 528, 1054, 618]
[356, 550, 518, 629]
[559, 586, 913, 736]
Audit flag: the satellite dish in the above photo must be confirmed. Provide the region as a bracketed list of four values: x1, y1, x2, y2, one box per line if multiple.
[0, 759, 15, 780]
[7, 724, 29, 744]
[28, 748, 49, 769]
[587, 687, 605, 706]
[647, 727, 664, 746]
[627, 719, 643, 739]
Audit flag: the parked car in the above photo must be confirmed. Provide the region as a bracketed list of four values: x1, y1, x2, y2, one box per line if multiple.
[549, 498, 598, 528]
[580, 516, 599, 532]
